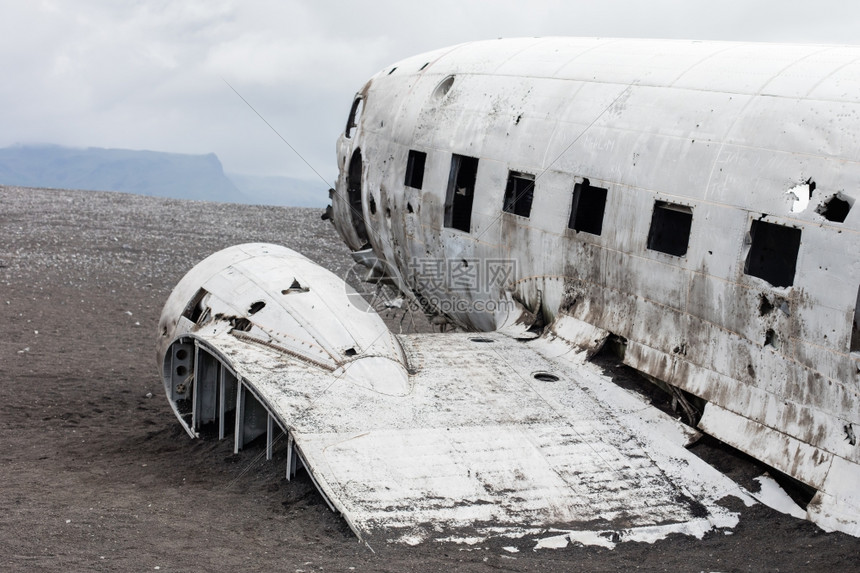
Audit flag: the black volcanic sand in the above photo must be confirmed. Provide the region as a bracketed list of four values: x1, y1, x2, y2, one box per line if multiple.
[1, 185, 858, 572]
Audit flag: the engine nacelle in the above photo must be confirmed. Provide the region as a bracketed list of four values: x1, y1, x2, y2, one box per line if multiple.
[157, 243, 410, 438]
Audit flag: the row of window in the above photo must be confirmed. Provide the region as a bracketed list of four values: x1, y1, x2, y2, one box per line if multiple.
[399, 149, 860, 354]
[401, 150, 805, 288]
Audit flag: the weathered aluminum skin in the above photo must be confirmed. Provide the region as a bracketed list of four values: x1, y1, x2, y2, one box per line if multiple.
[330, 38, 860, 535]
[157, 244, 750, 545]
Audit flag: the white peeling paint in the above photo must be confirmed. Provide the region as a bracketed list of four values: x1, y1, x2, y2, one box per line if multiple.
[752, 474, 807, 519]
[535, 535, 570, 550]
[433, 536, 483, 545]
[536, 511, 740, 550]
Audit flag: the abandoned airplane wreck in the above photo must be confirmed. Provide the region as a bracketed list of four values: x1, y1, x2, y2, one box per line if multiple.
[158, 38, 860, 545]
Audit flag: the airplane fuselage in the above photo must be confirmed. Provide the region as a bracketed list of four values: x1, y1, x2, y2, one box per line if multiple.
[330, 38, 860, 532]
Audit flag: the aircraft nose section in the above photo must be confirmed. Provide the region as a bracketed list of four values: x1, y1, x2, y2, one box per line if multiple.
[157, 242, 410, 398]
[330, 142, 371, 251]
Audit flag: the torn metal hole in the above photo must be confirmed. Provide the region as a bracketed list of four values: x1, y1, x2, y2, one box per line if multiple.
[533, 372, 560, 382]
[845, 423, 856, 446]
[816, 194, 852, 223]
[765, 328, 777, 347]
[759, 294, 774, 316]
[248, 301, 265, 315]
[282, 279, 309, 294]
[344, 348, 357, 357]
[787, 179, 815, 213]
[230, 317, 252, 332]
[470, 337, 495, 343]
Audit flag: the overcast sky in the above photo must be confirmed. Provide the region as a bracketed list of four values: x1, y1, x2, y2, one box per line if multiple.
[3, 0, 860, 187]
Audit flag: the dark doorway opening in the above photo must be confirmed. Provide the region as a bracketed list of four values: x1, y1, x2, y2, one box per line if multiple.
[347, 149, 370, 247]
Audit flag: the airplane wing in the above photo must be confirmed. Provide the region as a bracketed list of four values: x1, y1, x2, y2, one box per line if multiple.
[158, 244, 752, 547]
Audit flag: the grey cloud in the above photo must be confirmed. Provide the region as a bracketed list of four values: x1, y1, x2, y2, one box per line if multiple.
[1, 0, 860, 184]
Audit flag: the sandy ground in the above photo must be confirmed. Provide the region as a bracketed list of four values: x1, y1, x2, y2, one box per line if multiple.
[2, 185, 859, 572]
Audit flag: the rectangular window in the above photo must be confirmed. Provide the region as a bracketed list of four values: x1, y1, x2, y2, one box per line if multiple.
[568, 178, 608, 235]
[647, 201, 693, 257]
[345, 96, 363, 139]
[502, 171, 535, 218]
[444, 154, 479, 233]
[744, 220, 801, 288]
[404, 150, 427, 189]
[182, 288, 209, 323]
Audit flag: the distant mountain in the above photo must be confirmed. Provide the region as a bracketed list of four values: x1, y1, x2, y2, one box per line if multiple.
[226, 173, 330, 208]
[0, 145, 246, 203]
